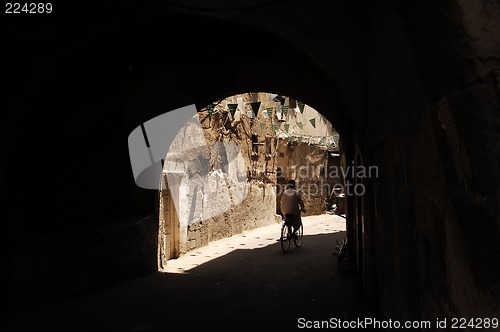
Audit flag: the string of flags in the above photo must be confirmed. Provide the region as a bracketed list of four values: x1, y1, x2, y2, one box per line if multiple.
[201, 102, 337, 148]
[251, 102, 261, 115]
[282, 106, 289, 117]
[297, 101, 305, 114]
[203, 102, 321, 127]
[207, 103, 214, 118]
[228, 104, 238, 118]
[281, 134, 339, 148]
[266, 108, 273, 118]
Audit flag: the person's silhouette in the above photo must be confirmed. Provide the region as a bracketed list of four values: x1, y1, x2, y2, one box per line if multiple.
[280, 179, 306, 239]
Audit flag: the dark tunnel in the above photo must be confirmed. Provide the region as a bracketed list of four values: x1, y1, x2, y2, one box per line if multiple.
[3, 0, 500, 329]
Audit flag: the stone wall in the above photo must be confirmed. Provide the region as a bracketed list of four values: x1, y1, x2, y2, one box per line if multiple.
[274, 97, 339, 217]
[159, 93, 280, 261]
[353, 0, 500, 321]
[276, 140, 330, 216]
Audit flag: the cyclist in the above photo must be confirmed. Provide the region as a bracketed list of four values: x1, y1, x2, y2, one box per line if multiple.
[280, 179, 306, 239]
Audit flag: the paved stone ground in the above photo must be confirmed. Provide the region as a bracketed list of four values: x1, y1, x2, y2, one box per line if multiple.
[8, 214, 363, 332]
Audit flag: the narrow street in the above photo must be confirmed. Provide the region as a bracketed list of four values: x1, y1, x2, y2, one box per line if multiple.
[9, 214, 362, 331]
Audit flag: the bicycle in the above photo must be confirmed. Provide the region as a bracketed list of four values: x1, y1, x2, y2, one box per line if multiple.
[280, 214, 303, 253]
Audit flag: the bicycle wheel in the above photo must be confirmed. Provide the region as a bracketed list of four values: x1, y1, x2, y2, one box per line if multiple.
[280, 223, 291, 252]
[294, 224, 303, 247]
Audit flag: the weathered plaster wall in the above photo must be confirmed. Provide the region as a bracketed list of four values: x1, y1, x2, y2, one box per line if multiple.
[274, 99, 339, 216]
[159, 93, 279, 259]
[276, 141, 329, 216]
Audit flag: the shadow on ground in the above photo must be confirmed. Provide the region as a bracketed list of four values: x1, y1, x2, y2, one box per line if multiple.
[8, 231, 364, 332]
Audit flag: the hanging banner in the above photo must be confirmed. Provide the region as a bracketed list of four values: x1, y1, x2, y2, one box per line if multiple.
[333, 134, 339, 144]
[251, 102, 261, 115]
[284, 123, 290, 133]
[260, 122, 266, 131]
[309, 118, 316, 128]
[296, 122, 303, 130]
[318, 136, 326, 145]
[228, 104, 238, 118]
[267, 108, 273, 118]
[207, 103, 214, 118]
[271, 124, 277, 133]
[297, 136, 303, 144]
[298, 101, 305, 114]
[288, 135, 293, 142]
[308, 137, 313, 145]
[282, 105, 289, 117]
[247, 110, 255, 118]
[329, 137, 337, 150]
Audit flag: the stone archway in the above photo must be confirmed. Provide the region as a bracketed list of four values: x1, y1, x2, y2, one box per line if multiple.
[4, 0, 499, 322]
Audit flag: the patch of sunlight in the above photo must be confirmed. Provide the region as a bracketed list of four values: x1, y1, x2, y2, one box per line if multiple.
[161, 214, 346, 274]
